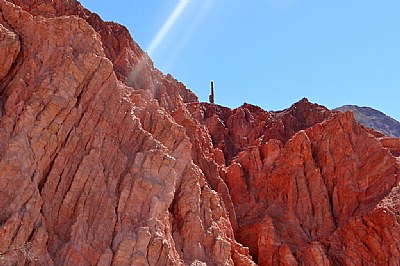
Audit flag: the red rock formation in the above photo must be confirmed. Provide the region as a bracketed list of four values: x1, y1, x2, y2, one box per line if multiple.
[0, 1, 251, 265]
[195, 100, 400, 264]
[380, 137, 400, 157]
[1, 0, 400, 265]
[205, 108, 399, 264]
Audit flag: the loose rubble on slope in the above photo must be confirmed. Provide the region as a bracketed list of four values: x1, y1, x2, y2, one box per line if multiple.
[0, 1, 399, 265]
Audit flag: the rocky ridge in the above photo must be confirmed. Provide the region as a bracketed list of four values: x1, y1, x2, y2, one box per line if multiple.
[0, 1, 400, 265]
[335, 105, 400, 138]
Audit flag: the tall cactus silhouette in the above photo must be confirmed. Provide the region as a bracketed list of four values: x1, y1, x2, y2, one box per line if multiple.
[209, 80, 215, 104]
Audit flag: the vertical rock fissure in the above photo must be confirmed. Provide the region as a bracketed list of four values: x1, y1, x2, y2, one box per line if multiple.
[0, 23, 22, 99]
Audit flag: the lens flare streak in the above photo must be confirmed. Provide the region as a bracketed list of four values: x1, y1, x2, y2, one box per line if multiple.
[147, 0, 189, 56]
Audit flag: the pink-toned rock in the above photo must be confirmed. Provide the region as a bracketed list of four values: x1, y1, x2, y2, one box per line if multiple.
[0, 0, 253, 265]
[1, 0, 400, 265]
[327, 185, 400, 264]
[216, 110, 399, 264]
[380, 137, 400, 157]
[0, 23, 19, 80]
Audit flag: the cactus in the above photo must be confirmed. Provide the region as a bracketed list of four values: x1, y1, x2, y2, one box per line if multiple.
[209, 80, 215, 104]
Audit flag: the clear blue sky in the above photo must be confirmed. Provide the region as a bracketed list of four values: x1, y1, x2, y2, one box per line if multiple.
[80, 0, 400, 121]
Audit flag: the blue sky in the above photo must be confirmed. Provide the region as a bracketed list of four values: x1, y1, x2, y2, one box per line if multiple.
[80, 0, 400, 121]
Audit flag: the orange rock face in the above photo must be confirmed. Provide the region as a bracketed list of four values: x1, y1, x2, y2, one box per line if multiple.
[0, 1, 399, 265]
[190, 100, 400, 264]
[380, 137, 400, 157]
[0, 1, 251, 265]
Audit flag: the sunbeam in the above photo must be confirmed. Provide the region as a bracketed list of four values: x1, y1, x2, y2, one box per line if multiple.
[128, 0, 190, 91]
[162, 0, 214, 71]
[147, 0, 190, 56]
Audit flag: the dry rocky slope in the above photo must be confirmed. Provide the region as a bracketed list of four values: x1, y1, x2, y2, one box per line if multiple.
[0, 1, 400, 265]
[335, 105, 400, 138]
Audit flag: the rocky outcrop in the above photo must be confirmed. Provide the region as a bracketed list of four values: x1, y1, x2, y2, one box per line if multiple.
[1, 0, 400, 265]
[379, 137, 400, 157]
[0, 1, 252, 265]
[191, 101, 399, 264]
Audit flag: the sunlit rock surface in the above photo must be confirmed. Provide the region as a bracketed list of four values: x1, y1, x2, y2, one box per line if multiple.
[0, 1, 399, 265]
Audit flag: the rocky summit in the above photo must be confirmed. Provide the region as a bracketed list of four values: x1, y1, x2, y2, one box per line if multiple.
[0, 1, 400, 265]
[335, 105, 400, 138]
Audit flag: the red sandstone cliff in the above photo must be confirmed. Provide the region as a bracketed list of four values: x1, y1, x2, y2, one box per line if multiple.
[0, 1, 399, 265]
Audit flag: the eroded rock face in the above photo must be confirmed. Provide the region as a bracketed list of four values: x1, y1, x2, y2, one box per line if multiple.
[0, 1, 251, 265]
[0, 23, 19, 81]
[0, 0, 400, 265]
[191, 100, 399, 264]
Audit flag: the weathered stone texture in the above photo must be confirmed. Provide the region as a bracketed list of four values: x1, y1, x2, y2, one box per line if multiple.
[1, 1, 400, 265]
